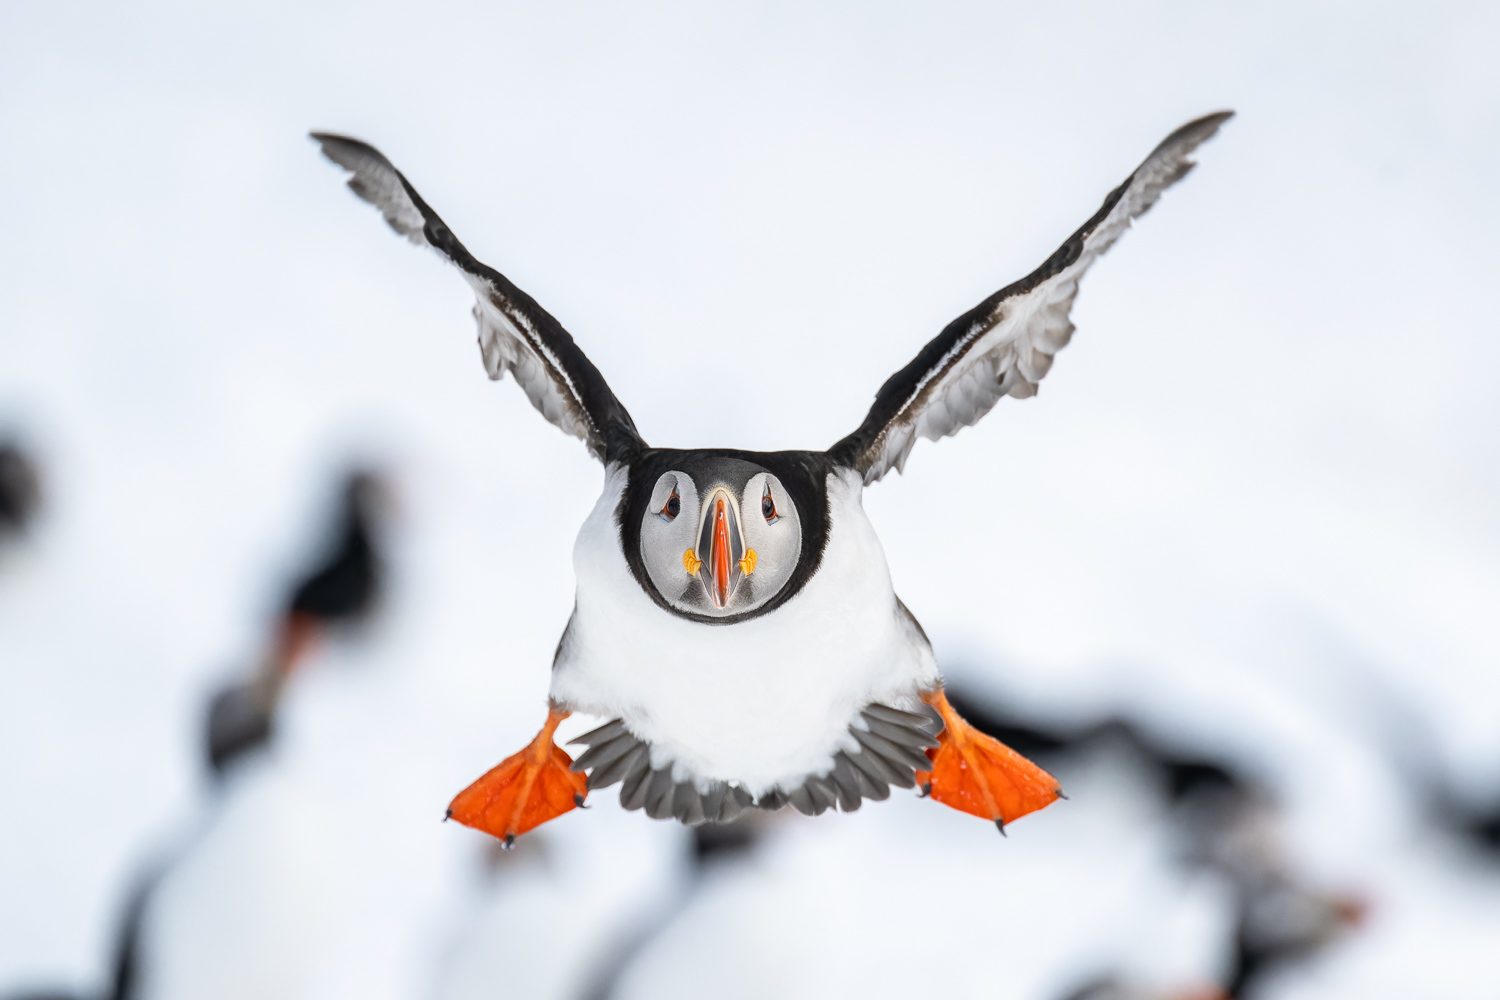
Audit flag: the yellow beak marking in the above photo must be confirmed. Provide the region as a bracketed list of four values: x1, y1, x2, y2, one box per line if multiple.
[739, 549, 758, 575]
[683, 549, 703, 575]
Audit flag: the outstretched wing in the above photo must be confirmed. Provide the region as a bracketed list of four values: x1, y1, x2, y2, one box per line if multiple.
[827, 111, 1233, 484]
[312, 134, 645, 465]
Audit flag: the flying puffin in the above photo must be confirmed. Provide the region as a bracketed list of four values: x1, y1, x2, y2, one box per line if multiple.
[313, 110, 1232, 845]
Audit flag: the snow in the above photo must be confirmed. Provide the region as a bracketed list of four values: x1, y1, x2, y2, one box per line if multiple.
[2, 1, 1499, 997]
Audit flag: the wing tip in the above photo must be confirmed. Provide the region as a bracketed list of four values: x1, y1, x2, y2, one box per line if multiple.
[308, 131, 394, 172]
[308, 131, 432, 245]
[308, 129, 359, 158]
[1152, 109, 1236, 161]
[1177, 108, 1236, 135]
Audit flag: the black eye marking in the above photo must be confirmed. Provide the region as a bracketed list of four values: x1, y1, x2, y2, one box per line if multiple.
[761, 491, 777, 522]
[662, 491, 681, 520]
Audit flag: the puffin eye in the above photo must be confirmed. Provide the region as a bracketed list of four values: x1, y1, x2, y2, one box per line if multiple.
[662, 491, 681, 520]
[761, 492, 777, 522]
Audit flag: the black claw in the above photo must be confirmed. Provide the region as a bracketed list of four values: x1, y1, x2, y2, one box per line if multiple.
[574, 793, 588, 808]
[443, 808, 452, 822]
[501, 833, 515, 851]
[918, 782, 932, 798]
[1055, 788, 1069, 800]
[995, 818, 1008, 837]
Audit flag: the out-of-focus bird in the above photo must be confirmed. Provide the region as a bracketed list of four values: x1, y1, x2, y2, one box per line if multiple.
[1182, 784, 1367, 998]
[0, 439, 42, 542]
[204, 469, 385, 773]
[941, 688, 1247, 809]
[1059, 979, 1227, 1000]
[947, 686, 1366, 1000]
[1352, 667, 1500, 861]
[97, 469, 389, 1000]
[313, 111, 1232, 845]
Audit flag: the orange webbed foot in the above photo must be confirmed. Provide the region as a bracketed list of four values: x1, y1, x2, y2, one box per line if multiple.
[916, 689, 1063, 833]
[447, 705, 588, 846]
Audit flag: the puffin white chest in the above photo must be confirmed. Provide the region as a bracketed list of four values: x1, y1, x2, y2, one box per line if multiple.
[550, 466, 939, 795]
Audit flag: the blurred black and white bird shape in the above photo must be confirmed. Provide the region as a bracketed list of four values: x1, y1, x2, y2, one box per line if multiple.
[312, 110, 1232, 844]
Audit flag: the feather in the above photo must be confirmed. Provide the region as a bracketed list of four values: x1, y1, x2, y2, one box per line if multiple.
[673, 783, 707, 826]
[312, 133, 644, 465]
[787, 785, 818, 816]
[847, 745, 913, 790]
[757, 789, 788, 812]
[568, 719, 628, 747]
[721, 786, 755, 823]
[844, 753, 891, 800]
[862, 704, 935, 728]
[620, 763, 654, 811]
[829, 755, 865, 811]
[587, 742, 648, 790]
[569, 733, 640, 773]
[644, 769, 677, 820]
[826, 112, 1233, 484]
[852, 726, 935, 774]
[860, 715, 940, 751]
[701, 782, 728, 823]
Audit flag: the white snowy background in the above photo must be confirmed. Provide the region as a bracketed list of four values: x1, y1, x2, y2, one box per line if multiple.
[2, 2, 1498, 998]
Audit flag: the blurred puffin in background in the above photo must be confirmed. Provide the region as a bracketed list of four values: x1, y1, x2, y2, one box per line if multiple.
[0, 438, 42, 546]
[946, 687, 1367, 1000]
[314, 111, 1231, 846]
[1350, 665, 1500, 862]
[203, 469, 385, 773]
[102, 468, 388, 1000]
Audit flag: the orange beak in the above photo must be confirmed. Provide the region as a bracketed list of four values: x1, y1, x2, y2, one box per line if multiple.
[712, 495, 732, 608]
[692, 487, 748, 610]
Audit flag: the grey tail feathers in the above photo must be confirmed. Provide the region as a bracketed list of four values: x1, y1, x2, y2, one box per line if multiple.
[566, 702, 942, 826]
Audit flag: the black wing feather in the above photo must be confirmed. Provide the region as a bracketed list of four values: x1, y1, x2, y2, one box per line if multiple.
[312, 133, 644, 465]
[828, 111, 1233, 482]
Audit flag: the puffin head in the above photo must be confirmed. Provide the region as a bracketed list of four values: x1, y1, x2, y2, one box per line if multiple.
[627, 453, 820, 622]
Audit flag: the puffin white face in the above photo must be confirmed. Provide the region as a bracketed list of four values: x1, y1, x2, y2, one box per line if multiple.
[640, 469, 803, 618]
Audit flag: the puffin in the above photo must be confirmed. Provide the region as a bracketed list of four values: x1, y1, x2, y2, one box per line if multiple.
[105, 470, 387, 1000]
[0, 437, 41, 542]
[945, 684, 1367, 999]
[205, 469, 385, 772]
[313, 110, 1232, 845]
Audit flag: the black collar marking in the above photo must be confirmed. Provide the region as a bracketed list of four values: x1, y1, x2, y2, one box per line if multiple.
[616, 449, 835, 626]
